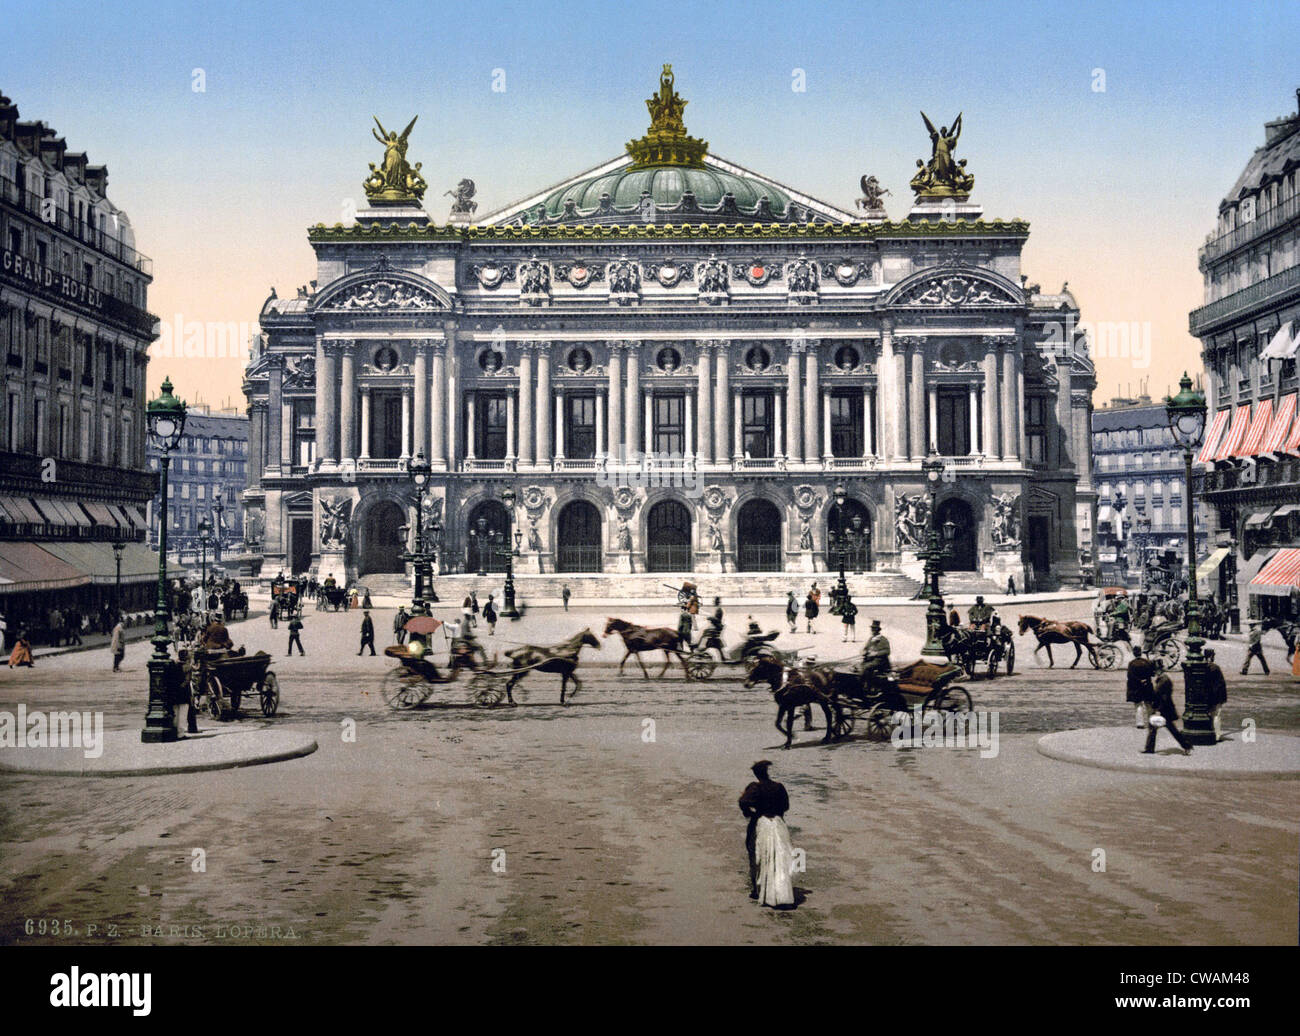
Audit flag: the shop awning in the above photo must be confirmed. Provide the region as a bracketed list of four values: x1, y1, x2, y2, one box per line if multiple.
[1287, 406, 1300, 455]
[1263, 393, 1297, 454]
[1244, 509, 1275, 528]
[1195, 547, 1231, 582]
[1260, 321, 1299, 360]
[80, 501, 118, 526]
[1270, 503, 1300, 520]
[1241, 397, 1274, 456]
[35, 541, 181, 585]
[1199, 409, 1230, 464]
[0, 542, 93, 594]
[1216, 405, 1252, 460]
[1250, 548, 1300, 594]
[0, 496, 48, 524]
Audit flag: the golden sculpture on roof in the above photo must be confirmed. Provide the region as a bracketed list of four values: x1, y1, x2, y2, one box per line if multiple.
[910, 111, 975, 199]
[626, 64, 708, 170]
[364, 116, 428, 204]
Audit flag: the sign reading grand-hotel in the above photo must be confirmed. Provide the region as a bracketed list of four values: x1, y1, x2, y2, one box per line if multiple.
[2, 247, 105, 308]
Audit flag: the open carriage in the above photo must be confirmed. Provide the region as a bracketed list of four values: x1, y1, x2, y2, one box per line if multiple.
[182, 646, 281, 720]
[317, 585, 351, 612]
[943, 622, 1016, 678]
[380, 643, 509, 708]
[831, 660, 973, 741]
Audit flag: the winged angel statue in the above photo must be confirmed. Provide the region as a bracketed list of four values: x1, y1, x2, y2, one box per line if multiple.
[909, 112, 975, 196]
[364, 116, 427, 201]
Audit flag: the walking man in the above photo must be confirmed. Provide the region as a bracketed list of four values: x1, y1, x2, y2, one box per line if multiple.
[738, 760, 794, 908]
[394, 605, 408, 645]
[358, 610, 376, 656]
[269, 598, 279, 629]
[677, 604, 694, 653]
[1007, 575, 1017, 596]
[561, 584, 571, 611]
[1241, 620, 1270, 675]
[1143, 671, 1193, 755]
[785, 591, 798, 635]
[483, 594, 498, 636]
[1126, 645, 1156, 728]
[841, 597, 858, 642]
[287, 613, 305, 656]
[110, 616, 126, 672]
[804, 585, 819, 634]
[1204, 647, 1228, 740]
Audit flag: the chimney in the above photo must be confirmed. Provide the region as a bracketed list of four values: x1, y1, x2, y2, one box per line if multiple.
[84, 164, 109, 197]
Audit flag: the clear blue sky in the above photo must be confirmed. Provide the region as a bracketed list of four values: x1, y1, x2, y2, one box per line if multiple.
[7, 0, 1298, 405]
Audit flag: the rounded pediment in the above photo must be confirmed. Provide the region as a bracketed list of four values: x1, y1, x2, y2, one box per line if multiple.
[885, 266, 1025, 309]
[312, 258, 452, 312]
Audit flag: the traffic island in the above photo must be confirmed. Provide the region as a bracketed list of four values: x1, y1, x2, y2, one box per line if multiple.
[0, 727, 318, 778]
[1037, 727, 1300, 779]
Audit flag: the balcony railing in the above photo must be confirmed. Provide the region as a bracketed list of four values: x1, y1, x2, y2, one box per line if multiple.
[1199, 191, 1300, 267]
[463, 457, 515, 472]
[1189, 263, 1300, 336]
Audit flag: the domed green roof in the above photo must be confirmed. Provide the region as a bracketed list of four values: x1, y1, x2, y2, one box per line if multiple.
[529, 163, 795, 225]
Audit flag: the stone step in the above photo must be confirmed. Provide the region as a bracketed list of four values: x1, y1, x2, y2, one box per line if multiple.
[425, 570, 924, 601]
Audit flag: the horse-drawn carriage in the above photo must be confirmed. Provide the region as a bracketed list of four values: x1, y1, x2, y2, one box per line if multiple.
[222, 589, 250, 621]
[270, 582, 303, 618]
[317, 585, 351, 611]
[181, 646, 281, 720]
[939, 621, 1016, 678]
[684, 632, 785, 680]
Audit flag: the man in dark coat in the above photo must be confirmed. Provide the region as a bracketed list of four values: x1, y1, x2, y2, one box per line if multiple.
[676, 605, 693, 653]
[1241, 620, 1269, 675]
[738, 760, 790, 900]
[1204, 647, 1228, 741]
[1144, 671, 1193, 755]
[1126, 645, 1157, 728]
[287, 614, 304, 656]
[358, 610, 376, 656]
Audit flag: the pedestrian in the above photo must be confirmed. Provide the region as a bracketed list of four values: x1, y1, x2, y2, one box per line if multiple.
[804, 586, 819, 634]
[738, 760, 794, 908]
[785, 591, 798, 635]
[111, 617, 126, 672]
[287, 613, 305, 656]
[8, 629, 34, 667]
[1241, 620, 1270, 675]
[1125, 645, 1157, 728]
[947, 606, 960, 629]
[1143, 671, 1193, 755]
[66, 607, 83, 645]
[677, 604, 694, 652]
[394, 605, 408, 645]
[49, 607, 63, 647]
[0, 610, 6, 652]
[1204, 647, 1228, 741]
[269, 598, 279, 629]
[483, 594, 498, 636]
[1007, 575, 1017, 596]
[841, 597, 857, 642]
[462, 595, 476, 629]
[860, 619, 891, 690]
[358, 610, 376, 656]
[471, 591, 480, 621]
[561, 584, 571, 611]
[362, 589, 373, 610]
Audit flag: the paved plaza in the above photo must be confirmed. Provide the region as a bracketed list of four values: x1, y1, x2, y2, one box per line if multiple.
[1, 595, 1296, 945]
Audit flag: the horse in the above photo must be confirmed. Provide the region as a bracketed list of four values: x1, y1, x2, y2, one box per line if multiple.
[744, 656, 838, 749]
[603, 617, 687, 678]
[1262, 616, 1298, 661]
[504, 628, 602, 705]
[1017, 614, 1097, 668]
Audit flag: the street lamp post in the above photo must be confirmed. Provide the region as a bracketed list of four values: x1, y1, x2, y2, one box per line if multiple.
[474, 517, 488, 577]
[1136, 515, 1152, 592]
[198, 518, 211, 604]
[1165, 372, 1215, 747]
[500, 487, 520, 619]
[831, 483, 851, 610]
[142, 378, 187, 743]
[1219, 533, 1241, 634]
[407, 450, 431, 616]
[112, 540, 125, 620]
[920, 449, 949, 657]
[212, 495, 224, 566]
[426, 519, 440, 604]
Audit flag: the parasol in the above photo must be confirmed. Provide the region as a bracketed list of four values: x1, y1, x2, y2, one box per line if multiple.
[404, 616, 443, 635]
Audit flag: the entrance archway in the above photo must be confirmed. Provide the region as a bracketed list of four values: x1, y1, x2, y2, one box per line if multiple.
[646, 499, 692, 572]
[737, 499, 782, 571]
[557, 500, 602, 572]
[359, 500, 405, 575]
[825, 499, 873, 572]
[936, 497, 978, 571]
[466, 500, 509, 573]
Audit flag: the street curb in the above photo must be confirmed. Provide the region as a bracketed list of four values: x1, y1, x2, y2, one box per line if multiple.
[0, 728, 319, 778]
[1036, 727, 1300, 780]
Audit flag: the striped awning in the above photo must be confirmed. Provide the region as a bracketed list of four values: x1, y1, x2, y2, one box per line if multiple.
[1215, 406, 1252, 460]
[1260, 321, 1298, 360]
[1244, 509, 1275, 527]
[1250, 548, 1300, 592]
[0, 496, 47, 524]
[1241, 397, 1274, 456]
[1196, 546, 1231, 582]
[1264, 393, 1297, 453]
[1199, 409, 1230, 464]
[1287, 405, 1300, 454]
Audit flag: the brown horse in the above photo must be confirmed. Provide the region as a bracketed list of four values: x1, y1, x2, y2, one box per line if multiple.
[504, 628, 601, 705]
[745, 656, 838, 748]
[603, 617, 687, 678]
[1017, 614, 1097, 668]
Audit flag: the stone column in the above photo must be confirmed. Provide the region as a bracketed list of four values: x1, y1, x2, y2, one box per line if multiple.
[644, 388, 653, 454]
[822, 388, 832, 460]
[786, 340, 804, 464]
[909, 340, 925, 459]
[803, 340, 819, 462]
[411, 341, 428, 463]
[773, 390, 783, 459]
[505, 390, 516, 463]
[446, 348, 459, 468]
[535, 342, 552, 465]
[1001, 342, 1018, 460]
[267, 357, 283, 473]
[248, 402, 265, 488]
[928, 384, 938, 454]
[624, 341, 641, 453]
[685, 390, 694, 461]
[323, 342, 340, 463]
[313, 336, 327, 464]
[465, 392, 476, 460]
[877, 324, 894, 461]
[399, 386, 410, 459]
[894, 339, 907, 459]
[608, 343, 623, 458]
[1016, 343, 1027, 461]
[281, 399, 292, 469]
[555, 390, 566, 459]
[430, 342, 446, 466]
[983, 339, 1000, 458]
[732, 388, 742, 461]
[696, 341, 713, 463]
[715, 343, 731, 463]
[340, 341, 357, 463]
[595, 392, 606, 457]
[864, 387, 873, 457]
[518, 342, 534, 466]
[969, 383, 980, 455]
[360, 389, 370, 459]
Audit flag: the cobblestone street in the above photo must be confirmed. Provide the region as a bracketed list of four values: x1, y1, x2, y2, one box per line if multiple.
[2, 601, 1296, 945]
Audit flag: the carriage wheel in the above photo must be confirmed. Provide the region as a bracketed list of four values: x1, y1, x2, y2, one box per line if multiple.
[206, 674, 226, 720]
[931, 686, 972, 714]
[469, 672, 507, 708]
[1093, 642, 1119, 670]
[686, 655, 716, 680]
[1003, 642, 1016, 675]
[259, 672, 280, 717]
[864, 705, 895, 742]
[986, 651, 1000, 678]
[381, 669, 422, 710]
[1154, 638, 1180, 671]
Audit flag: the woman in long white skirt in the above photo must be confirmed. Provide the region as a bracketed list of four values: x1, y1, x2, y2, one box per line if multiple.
[754, 814, 795, 908]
